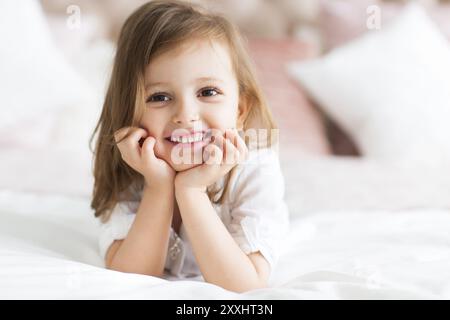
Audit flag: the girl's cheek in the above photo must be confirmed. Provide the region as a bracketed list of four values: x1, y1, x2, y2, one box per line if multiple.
[153, 140, 164, 159]
[154, 139, 166, 156]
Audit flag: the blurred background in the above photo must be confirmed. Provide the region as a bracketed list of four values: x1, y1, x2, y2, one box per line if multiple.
[1, 0, 450, 212]
[2, 0, 450, 299]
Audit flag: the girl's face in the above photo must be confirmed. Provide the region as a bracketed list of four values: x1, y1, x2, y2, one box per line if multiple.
[141, 39, 241, 172]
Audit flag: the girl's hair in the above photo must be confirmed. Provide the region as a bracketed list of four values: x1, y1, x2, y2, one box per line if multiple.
[90, 0, 277, 222]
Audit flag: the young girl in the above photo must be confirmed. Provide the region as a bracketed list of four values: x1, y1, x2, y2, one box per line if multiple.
[91, 0, 289, 293]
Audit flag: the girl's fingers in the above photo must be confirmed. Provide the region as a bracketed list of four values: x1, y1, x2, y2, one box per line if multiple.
[114, 127, 148, 147]
[114, 127, 130, 143]
[224, 137, 239, 164]
[225, 129, 248, 162]
[126, 128, 148, 151]
[206, 129, 246, 165]
[212, 132, 238, 165]
[141, 136, 156, 160]
[114, 127, 148, 163]
[204, 143, 222, 165]
[210, 134, 226, 157]
[224, 129, 237, 147]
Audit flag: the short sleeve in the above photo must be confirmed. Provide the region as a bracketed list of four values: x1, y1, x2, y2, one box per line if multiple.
[98, 200, 139, 260]
[97, 200, 192, 277]
[226, 148, 290, 274]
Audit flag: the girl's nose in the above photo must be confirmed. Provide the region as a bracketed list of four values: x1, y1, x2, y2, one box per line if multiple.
[172, 104, 200, 125]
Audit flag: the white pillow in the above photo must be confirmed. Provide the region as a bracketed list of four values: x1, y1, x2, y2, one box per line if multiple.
[287, 4, 450, 166]
[0, 1, 112, 196]
[0, 146, 93, 197]
[0, 0, 93, 146]
[279, 150, 450, 216]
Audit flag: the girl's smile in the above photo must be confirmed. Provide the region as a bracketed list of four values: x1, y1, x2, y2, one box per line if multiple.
[165, 128, 211, 165]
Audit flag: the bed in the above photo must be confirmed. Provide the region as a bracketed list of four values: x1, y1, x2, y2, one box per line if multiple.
[1, 1, 450, 300]
[2, 181, 450, 299]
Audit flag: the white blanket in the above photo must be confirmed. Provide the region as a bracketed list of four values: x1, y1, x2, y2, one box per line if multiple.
[2, 2, 450, 300]
[1, 190, 449, 299]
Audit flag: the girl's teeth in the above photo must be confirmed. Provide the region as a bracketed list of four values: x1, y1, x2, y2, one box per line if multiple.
[171, 133, 204, 143]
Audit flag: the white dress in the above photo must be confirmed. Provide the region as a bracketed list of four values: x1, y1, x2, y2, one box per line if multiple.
[98, 147, 290, 281]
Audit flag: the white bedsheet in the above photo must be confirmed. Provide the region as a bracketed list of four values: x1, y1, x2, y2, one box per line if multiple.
[1, 190, 449, 299]
[2, 2, 450, 300]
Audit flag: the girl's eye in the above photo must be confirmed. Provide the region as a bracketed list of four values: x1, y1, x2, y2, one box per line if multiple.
[147, 93, 170, 103]
[146, 88, 221, 103]
[199, 87, 221, 97]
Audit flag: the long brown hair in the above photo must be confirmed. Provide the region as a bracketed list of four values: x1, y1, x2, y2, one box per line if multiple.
[90, 0, 277, 222]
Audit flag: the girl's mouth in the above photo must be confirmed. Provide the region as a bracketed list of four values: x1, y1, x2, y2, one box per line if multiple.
[165, 130, 212, 149]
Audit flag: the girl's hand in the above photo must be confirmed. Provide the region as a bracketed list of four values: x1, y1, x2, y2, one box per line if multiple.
[114, 127, 175, 187]
[174, 129, 248, 192]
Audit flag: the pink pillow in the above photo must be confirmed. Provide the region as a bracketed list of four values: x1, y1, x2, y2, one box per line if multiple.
[246, 38, 331, 155]
[319, 0, 450, 51]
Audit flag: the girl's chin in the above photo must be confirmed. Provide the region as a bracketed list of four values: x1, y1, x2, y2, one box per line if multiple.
[158, 151, 205, 172]
[159, 140, 207, 172]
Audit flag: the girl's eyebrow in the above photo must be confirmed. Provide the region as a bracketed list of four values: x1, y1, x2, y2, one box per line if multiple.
[145, 77, 224, 90]
[195, 77, 225, 84]
[145, 81, 166, 91]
